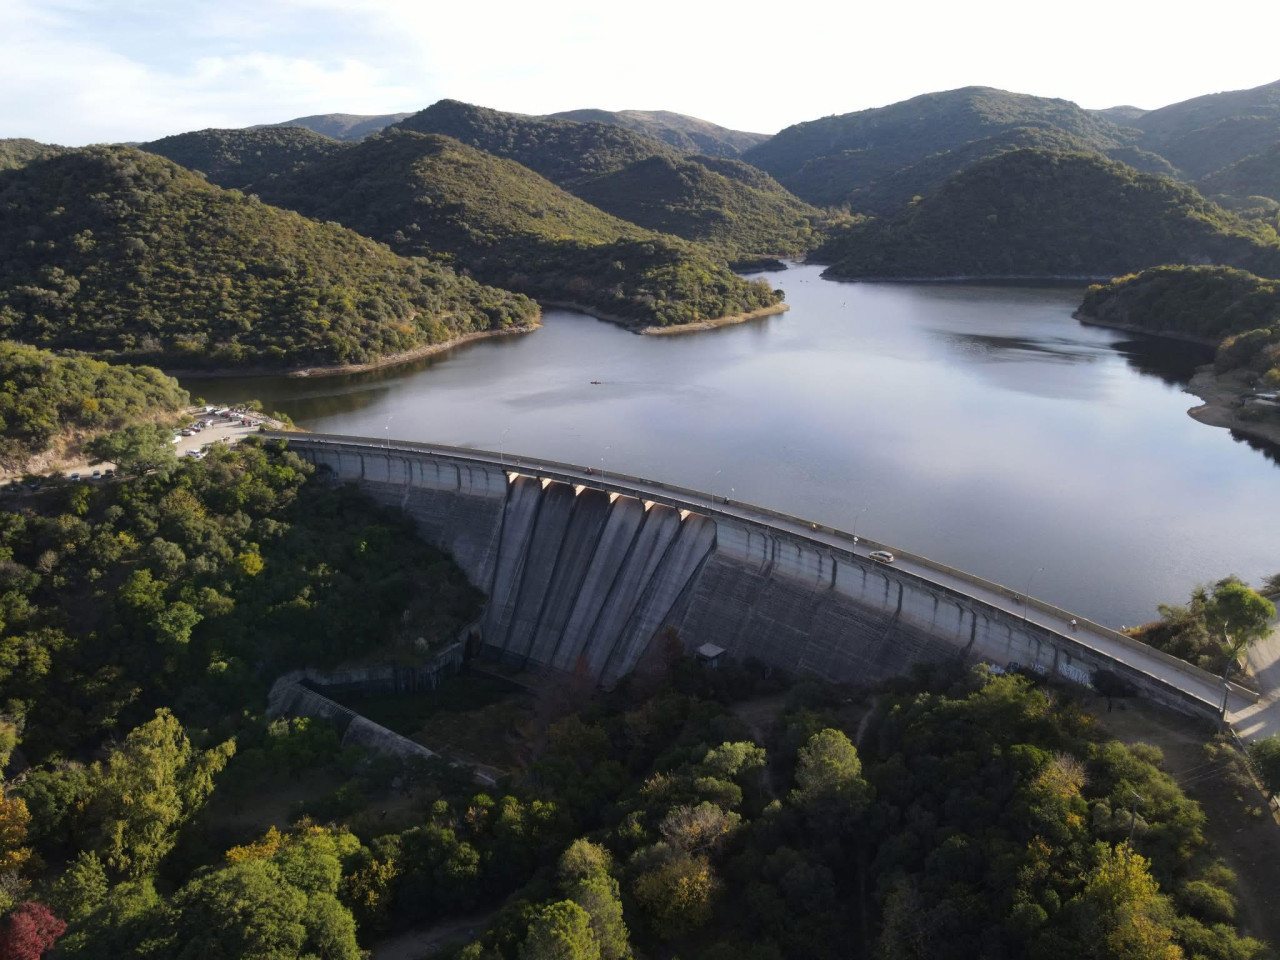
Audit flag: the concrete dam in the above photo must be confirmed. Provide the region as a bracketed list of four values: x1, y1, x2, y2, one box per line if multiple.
[273, 434, 1249, 719]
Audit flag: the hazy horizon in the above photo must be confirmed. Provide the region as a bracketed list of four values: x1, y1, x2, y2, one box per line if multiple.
[4, 0, 1280, 145]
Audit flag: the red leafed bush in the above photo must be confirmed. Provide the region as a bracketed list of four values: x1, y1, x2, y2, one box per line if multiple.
[0, 903, 66, 960]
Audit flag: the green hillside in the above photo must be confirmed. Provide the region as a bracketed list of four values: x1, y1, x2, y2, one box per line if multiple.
[0, 138, 63, 171]
[394, 100, 816, 257]
[816, 150, 1280, 280]
[0, 146, 538, 368]
[571, 154, 826, 257]
[1133, 79, 1280, 178]
[1133, 79, 1280, 143]
[395, 99, 681, 185]
[1200, 142, 1280, 203]
[0, 342, 188, 468]
[256, 130, 782, 327]
[142, 126, 348, 191]
[547, 108, 769, 157]
[1079, 265, 1280, 340]
[256, 111, 412, 141]
[1079, 266, 1280, 386]
[742, 86, 1132, 208]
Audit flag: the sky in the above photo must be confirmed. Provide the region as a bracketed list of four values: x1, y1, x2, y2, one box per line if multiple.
[4, 0, 1280, 145]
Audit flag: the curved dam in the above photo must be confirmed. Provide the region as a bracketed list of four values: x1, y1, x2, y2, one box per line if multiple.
[272, 434, 1250, 719]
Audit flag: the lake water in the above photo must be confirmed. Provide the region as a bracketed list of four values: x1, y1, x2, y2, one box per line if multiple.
[187, 262, 1279, 628]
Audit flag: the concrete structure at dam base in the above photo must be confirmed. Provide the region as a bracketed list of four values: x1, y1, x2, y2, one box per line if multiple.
[269, 434, 1248, 723]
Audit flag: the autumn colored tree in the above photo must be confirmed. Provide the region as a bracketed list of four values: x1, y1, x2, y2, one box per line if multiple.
[0, 902, 65, 960]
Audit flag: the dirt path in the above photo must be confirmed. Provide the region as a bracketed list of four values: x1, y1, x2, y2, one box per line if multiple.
[370, 910, 496, 960]
[731, 694, 790, 799]
[1097, 699, 1280, 951]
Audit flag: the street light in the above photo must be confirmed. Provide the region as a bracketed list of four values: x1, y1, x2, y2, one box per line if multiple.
[850, 505, 868, 548]
[1021, 565, 1045, 624]
[600, 445, 610, 486]
[710, 468, 721, 502]
[499, 427, 510, 467]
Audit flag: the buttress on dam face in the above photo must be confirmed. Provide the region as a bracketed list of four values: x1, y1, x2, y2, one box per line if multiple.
[281, 435, 1228, 717]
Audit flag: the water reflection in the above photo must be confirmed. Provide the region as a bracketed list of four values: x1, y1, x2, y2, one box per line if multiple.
[182, 263, 1280, 627]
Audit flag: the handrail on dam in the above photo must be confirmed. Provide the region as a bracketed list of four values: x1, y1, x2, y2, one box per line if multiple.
[265, 431, 1252, 710]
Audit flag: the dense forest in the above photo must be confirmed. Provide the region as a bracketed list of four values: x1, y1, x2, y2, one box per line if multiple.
[547, 109, 769, 158]
[0, 475, 1265, 960]
[816, 151, 1280, 280]
[255, 130, 783, 327]
[0, 343, 188, 469]
[1199, 144, 1280, 205]
[0, 140, 62, 173]
[392, 101, 825, 259]
[255, 112, 413, 142]
[1079, 266, 1280, 386]
[143, 126, 348, 192]
[1128, 79, 1280, 179]
[742, 87, 1134, 208]
[0, 146, 539, 368]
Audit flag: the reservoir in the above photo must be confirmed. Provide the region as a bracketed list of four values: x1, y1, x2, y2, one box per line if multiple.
[187, 262, 1278, 628]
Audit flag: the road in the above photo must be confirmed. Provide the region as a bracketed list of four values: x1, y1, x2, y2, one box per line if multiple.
[1228, 602, 1280, 741]
[275, 434, 1254, 718]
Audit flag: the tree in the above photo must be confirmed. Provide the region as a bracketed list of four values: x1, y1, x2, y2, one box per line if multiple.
[84, 424, 177, 477]
[172, 860, 307, 960]
[1206, 581, 1275, 662]
[0, 902, 65, 960]
[520, 900, 600, 960]
[557, 841, 630, 960]
[84, 709, 235, 877]
[631, 848, 718, 939]
[1248, 736, 1280, 796]
[790, 728, 872, 823]
[1204, 580, 1275, 712]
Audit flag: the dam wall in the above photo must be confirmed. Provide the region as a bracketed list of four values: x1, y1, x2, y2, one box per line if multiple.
[277, 434, 1235, 718]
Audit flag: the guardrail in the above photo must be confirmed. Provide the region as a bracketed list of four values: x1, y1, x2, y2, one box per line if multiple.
[267, 432, 1251, 707]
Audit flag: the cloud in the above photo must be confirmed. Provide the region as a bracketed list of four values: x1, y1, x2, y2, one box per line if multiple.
[2, 0, 1279, 144]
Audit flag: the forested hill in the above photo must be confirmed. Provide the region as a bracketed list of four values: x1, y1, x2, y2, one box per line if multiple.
[391, 100, 823, 258]
[142, 126, 348, 191]
[0, 146, 538, 368]
[547, 108, 770, 157]
[816, 150, 1280, 280]
[1128, 79, 1280, 179]
[256, 130, 783, 328]
[0, 342, 188, 469]
[1079, 266, 1280, 342]
[254, 111, 412, 141]
[0, 138, 63, 171]
[1199, 142, 1280, 204]
[742, 86, 1133, 209]
[394, 99, 682, 185]
[570, 154, 828, 258]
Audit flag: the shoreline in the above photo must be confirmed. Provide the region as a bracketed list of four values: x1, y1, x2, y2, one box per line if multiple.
[166, 323, 541, 380]
[541, 300, 790, 335]
[1072, 312, 1219, 347]
[1072, 312, 1280, 447]
[820, 270, 1109, 285]
[1183, 368, 1280, 448]
[640, 302, 791, 336]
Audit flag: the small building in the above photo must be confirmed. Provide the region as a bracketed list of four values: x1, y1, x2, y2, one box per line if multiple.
[695, 643, 726, 669]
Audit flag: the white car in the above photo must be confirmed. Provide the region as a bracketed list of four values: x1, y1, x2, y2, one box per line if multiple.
[869, 550, 895, 564]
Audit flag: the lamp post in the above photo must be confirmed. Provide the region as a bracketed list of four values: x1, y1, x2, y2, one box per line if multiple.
[1021, 565, 1045, 624]
[601, 445, 610, 486]
[499, 427, 509, 467]
[710, 468, 721, 502]
[850, 505, 868, 549]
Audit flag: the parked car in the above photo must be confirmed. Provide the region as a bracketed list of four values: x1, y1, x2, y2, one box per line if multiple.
[69, 472, 81, 481]
[103, 469, 115, 479]
[870, 550, 895, 564]
[91, 470, 101, 480]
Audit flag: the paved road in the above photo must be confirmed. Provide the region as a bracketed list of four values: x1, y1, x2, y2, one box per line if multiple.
[277, 434, 1253, 718]
[1228, 602, 1280, 741]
